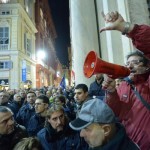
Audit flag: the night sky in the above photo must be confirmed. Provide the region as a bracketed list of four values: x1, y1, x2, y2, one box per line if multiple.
[48, 0, 70, 67]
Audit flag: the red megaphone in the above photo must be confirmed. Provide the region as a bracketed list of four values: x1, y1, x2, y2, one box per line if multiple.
[83, 51, 130, 79]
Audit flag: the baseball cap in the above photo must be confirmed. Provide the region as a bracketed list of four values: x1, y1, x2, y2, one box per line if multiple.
[69, 99, 116, 130]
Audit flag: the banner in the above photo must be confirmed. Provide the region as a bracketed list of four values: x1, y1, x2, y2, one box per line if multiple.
[22, 60, 26, 82]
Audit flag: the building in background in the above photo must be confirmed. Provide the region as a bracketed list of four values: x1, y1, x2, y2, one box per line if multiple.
[0, 0, 37, 89]
[35, 0, 58, 88]
[0, 0, 62, 90]
[54, 60, 63, 87]
[68, 46, 75, 86]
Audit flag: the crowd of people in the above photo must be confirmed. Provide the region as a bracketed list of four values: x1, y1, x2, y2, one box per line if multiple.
[0, 11, 150, 150]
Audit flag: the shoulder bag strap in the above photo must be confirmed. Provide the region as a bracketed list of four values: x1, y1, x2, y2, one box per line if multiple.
[124, 77, 150, 111]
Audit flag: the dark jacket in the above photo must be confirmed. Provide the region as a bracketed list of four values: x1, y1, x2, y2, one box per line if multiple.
[37, 124, 88, 150]
[89, 123, 140, 150]
[63, 104, 76, 121]
[27, 114, 46, 136]
[76, 97, 92, 118]
[0, 102, 12, 109]
[16, 103, 35, 128]
[0, 124, 28, 150]
[89, 80, 105, 100]
[9, 101, 22, 119]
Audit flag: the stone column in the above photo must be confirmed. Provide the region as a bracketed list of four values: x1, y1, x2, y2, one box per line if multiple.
[70, 0, 100, 86]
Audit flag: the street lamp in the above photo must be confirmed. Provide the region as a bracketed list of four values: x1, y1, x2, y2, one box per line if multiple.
[37, 50, 46, 61]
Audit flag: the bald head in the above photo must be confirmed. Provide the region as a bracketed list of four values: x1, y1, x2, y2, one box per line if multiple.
[14, 94, 21, 102]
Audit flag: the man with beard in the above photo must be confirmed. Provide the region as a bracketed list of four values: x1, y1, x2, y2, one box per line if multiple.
[37, 104, 88, 150]
[101, 11, 150, 150]
[0, 106, 28, 150]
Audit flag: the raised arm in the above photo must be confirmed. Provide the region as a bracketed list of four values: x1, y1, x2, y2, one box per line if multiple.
[100, 11, 150, 58]
[100, 11, 134, 34]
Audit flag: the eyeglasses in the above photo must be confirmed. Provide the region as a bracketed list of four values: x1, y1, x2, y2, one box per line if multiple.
[125, 60, 143, 66]
[34, 103, 46, 106]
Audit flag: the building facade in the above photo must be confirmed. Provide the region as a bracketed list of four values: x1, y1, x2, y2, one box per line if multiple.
[35, 0, 58, 88]
[0, 0, 60, 89]
[0, 0, 37, 89]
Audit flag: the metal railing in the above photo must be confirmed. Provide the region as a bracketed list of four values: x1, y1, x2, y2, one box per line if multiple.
[0, 44, 8, 50]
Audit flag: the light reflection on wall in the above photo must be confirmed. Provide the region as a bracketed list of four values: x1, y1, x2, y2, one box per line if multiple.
[0, 0, 9, 3]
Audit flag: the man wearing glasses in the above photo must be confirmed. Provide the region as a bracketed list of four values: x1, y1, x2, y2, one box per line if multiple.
[27, 94, 49, 136]
[101, 11, 150, 150]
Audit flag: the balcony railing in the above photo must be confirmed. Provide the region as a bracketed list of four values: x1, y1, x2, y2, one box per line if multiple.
[0, 44, 8, 50]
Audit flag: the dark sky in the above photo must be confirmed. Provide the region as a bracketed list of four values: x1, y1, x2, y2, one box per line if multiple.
[48, 0, 70, 67]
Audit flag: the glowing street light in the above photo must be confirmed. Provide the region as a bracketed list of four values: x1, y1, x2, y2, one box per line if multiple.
[37, 50, 46, 61]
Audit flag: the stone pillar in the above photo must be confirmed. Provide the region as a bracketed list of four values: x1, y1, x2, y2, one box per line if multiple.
[128, 0, 150, 24]
[10, 53, 20, 89]
[96, 0, 131, 64]
[70, 0, 99, 86]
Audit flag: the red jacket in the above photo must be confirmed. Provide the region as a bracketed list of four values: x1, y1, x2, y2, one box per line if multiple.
[106, 24, 150, 150]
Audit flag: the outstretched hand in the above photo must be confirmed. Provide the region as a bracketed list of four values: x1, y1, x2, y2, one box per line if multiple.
[100, 11, 125, 33]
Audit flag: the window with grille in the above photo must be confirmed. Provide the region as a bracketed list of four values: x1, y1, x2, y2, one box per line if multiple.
[0, 61, 12, 69]
[26, 38, 31, 57]
[24, 33, 32, 57]
[0, 27, 9, 50]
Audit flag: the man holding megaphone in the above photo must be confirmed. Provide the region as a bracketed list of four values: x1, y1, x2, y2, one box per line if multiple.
[99, 11, 150, 150]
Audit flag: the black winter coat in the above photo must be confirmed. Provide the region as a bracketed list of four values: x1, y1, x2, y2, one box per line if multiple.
[0, 124, 28, 150]
[89, 123, 140, 150]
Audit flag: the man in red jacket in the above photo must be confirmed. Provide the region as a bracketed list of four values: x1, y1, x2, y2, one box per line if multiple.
[101, 11, 150, 150]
